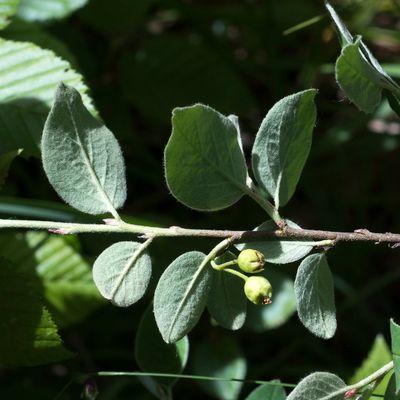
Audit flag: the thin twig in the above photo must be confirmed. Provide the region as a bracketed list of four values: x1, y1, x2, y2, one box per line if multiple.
[1, 218, 400, 244]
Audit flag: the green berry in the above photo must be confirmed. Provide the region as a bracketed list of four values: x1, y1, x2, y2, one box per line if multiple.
[237, 249, 265, 273]
[244, 276, 272, 305]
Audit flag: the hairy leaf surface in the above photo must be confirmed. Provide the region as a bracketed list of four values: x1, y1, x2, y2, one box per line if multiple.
[252, 90, 317, 208]
[294, 253, 336, 339]
[287, 372, 346, 400]
[42, 83, 126, 215]
[93, 241, 152, 307]
[165, 104, 248, 211]
[154, 251, 211, 343]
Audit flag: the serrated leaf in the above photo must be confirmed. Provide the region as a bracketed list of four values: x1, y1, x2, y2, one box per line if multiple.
[17, 0, 87, 22]
[0, 39, 94, 157]
[336, 39, 382, 114]
[93, 241, 152, 307]
[0, 258, 73, 367]
[119, 37, 255, 124]
[252, 89, 317, 208]
[0, 231, 103, 326]
[154, 251, 212, 343]
[193, 336, 246, 400]
[350, 335, 392, 399]
[245, 380, 286, 400]
[390, 319, 400, 393]
[0, 148, 21, 190]
[164, 104, 248, 211]
[237, 220, 313, 264]
[245, 270, 296, 332]
[287, 372, 346, 400]
[42, 83, 127, 215]
[135, 305, 189, 387]
[3, 19, 78, 65]
[294, 253, 336, 339]
[207, 252, 246, 331]
[0, 0, 19, 29]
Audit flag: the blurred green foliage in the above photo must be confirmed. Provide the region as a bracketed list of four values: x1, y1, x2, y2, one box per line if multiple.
[1, 0, 400, 398]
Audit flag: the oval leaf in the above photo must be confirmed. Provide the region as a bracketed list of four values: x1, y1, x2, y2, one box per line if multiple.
[251, 89, 317, 208]
[207, 253, 246, 331]
[237, 220, 313, 264]
[245, 270, 296, 332]
[93, 241, 152, 307]
[245, 381, 286, 400]
[135, 305, 189, 387]
[42, 83, 127, 215]
[193, 336, 247, 400]
[287, 372, 346, 400]
[294, 253, 336, 339]
[164, 104, 248, 211]
[154, 251, 212, 343]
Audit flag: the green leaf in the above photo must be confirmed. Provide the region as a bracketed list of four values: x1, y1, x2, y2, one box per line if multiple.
[251, 89, 317, 208]
[0, 148, 21, 190]
[119, 37, 255, 124]
[154, 251, 212, 343]
[0, 38, 94, 157]
[165, 104, 248, 211]
[2, 19, 78, 65]
[245, 270, 296, 332]
[237, 220, 313, 264]
[0, 0, 19, 29]
[294, 253, 336, 339]
[42, 83, 127, 215]
[384, 374, 400, 400]
[245, 380, 286, 400]
[207, 253, 247, 331]
[93, 241, 152, 307]
[0, 231, 103, 326]
[324, 1, 353, 45]
[390, 319, 400, 392]
[0, 258, 73, 367]
[17, 0, 87, 22]
[336, 38, 383, 114]
[193, 336, 247, 400]
[350, 335, 392, 399]
[135, 305, 189, 387]
[287, 372, 346, 400]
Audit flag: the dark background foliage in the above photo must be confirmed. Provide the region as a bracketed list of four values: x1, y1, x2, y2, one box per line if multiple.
[1, 0, 400, 398]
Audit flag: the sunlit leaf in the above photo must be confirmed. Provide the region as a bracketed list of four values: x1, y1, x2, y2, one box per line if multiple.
[42, 83, 127, 215]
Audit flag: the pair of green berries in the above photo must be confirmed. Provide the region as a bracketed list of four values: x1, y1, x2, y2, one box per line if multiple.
[237, 249, 272, 306]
